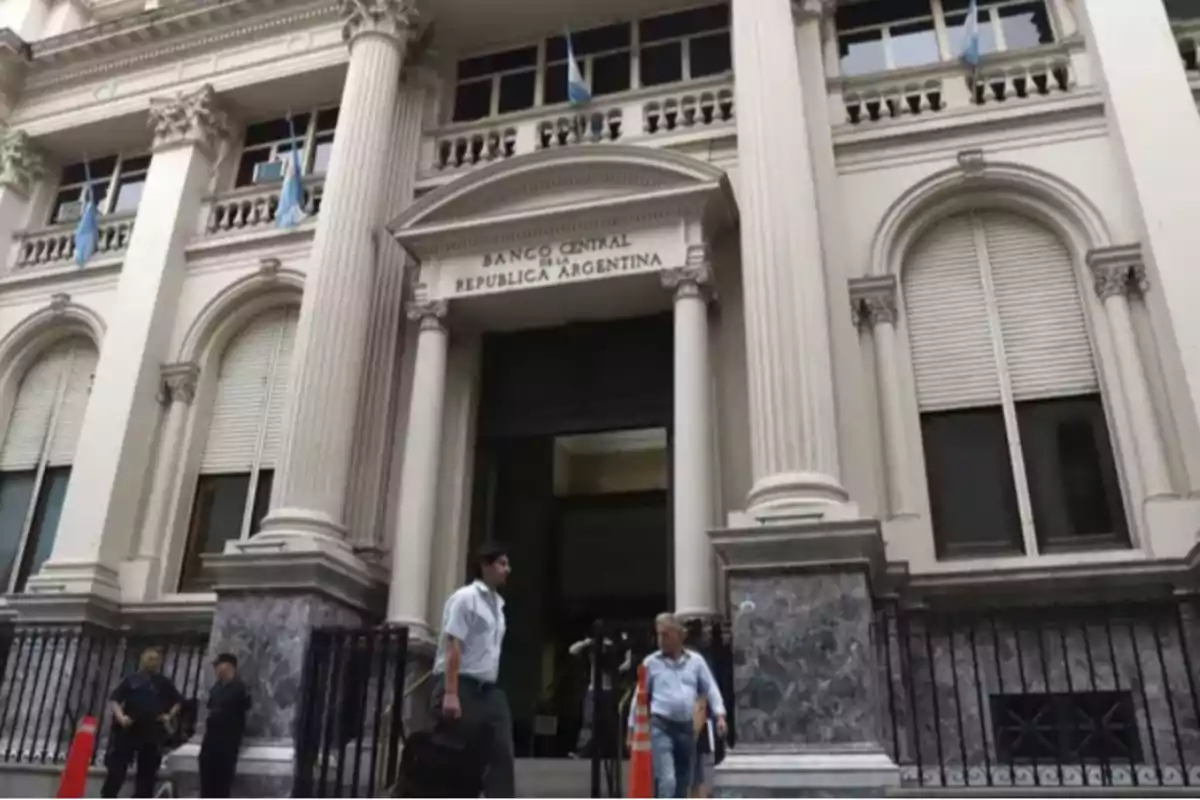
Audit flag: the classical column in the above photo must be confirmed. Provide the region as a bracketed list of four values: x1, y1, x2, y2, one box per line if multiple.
[387, 299, 449, 635]
[731, 0, 848, 518]
[126, 362, 199, 601]
[1076, 0, 1200, 487]
[663, 258, 715, 619]
[24, 85, 228, 606]
[850, 276, 914, 517]
[1087, 245, 1173, 500]
[257, 0, 417, 548]
[0, 126, 43, 269]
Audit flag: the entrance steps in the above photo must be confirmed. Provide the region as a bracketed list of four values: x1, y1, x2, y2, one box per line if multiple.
[516, 758, 599, 798]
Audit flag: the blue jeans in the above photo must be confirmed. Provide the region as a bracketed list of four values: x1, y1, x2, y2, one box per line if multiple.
[649, 717, 694, 799]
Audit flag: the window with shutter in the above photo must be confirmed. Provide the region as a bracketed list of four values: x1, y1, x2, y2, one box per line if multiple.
[903, 210, 1128, 559]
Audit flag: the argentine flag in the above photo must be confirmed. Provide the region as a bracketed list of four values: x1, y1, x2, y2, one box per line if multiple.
[565, 30, 590, 106]
[276, 116, 308, 229]
[960, 0, 982, 68]
[73, 181, 98, 268]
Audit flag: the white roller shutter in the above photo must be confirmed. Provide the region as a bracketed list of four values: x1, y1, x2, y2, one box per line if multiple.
[46, 343, 98, 466]
[0, 345, 71, 470]
[982, 211, 1098, 401]
[259, 308, 297, 468]
[903, 213, 1001, 411]
[200, 313, 281, 473]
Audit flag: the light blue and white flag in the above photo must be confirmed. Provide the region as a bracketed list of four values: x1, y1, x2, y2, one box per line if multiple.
[276, 115, 308, 229]
[960, 0, 982, 68]
[73, 171, 98, 268]
[565, 30, 591, 106]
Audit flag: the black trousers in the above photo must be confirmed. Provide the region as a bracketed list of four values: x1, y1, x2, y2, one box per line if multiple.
[199, 735, 241, 798]
[430, 676, 515, 798]
[101, 729, 161, 798]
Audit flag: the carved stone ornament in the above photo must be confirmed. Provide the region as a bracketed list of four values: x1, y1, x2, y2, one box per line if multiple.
[957, 148, 986, 176]
[48, 292, 71, 315]
[406, 298, 447, 331]
[848, 275, 899, 329]
[0, 126, 45, 196]
[1087, 245, 1149, 300]
[159, 362, 200, 406]
[258, 257, 282, 279]
[340, 0, 420, 46]
[148, 84, 230, 157]
[661, 264, 714, 301]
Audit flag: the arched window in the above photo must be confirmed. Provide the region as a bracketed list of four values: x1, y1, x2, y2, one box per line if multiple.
[178, 307, 297, 592]
[903, 209, 1128, 558]
[0, 336, 97, 592]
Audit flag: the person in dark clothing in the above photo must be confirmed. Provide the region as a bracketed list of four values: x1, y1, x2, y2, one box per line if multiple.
[199, 652, 251, 798]
[101, 648, 183, 798]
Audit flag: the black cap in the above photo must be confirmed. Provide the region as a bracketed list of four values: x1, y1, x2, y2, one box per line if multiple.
[213, 653, 238, 668]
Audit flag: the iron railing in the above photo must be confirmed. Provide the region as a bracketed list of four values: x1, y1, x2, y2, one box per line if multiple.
[878, 596, 1200, 788]
[293, 624, 410, 798]
[0, 626, 209, 766]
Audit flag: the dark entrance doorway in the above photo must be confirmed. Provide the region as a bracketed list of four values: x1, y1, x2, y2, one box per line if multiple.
[469, 314, 673, 758]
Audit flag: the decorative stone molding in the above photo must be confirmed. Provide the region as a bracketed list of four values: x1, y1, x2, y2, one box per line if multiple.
[0, 29, 29, 112]
[1087, 244, 1149, 300]
[48, 292, 71, 314]
[661, 264, 713, 301]
[158, 361, 200, 406]
[339, 0, 419, 46]
[148, 83, 230, 157]
[0, 126, 45, 196]
[957, 148, 986, 176]
[848, 275, 898, 328]
[791, 0, 836, 22]
[405, 298, 447, 332]
[258, 256, 282, 280]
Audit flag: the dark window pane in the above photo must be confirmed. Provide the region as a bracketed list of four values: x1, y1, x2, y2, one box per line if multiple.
[890, 20, 940, 68]
[59, 155, 117, 186]
[690, 32, 732, 77]
[0, 471, 36, 592]
[592, 51, 631, 96]
[458, 46, 538, 80]
[179, 473, 251, 592]
[250, 469, 273, 536]
[1167, 0, 1200, 20]
[111, 176, 145, 215]
[315, 107, 340, 133]
[121, 155, 152, 174]
[235, 149, 272, 188]
[547, 24, 631, 61]
[453, 80, 493, 122]
[1016, 395, 1128, 551]
[840, 29, 888, 76]
[837, 0, 933, 29]
[641, 41, 683, 86]
[15, 466, 70, 592]
[498, 70, 537, 113]
[998, 1, 1055, 48]
[244, 114, 309, 147]
[921, 407, 1024, 558]
[640, 4, 730, 43]
[543, 63, 568, 105]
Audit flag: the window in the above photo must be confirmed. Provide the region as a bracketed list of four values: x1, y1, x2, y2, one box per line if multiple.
[449, 3, 732, 121]
[178, 308, 297, 592]
[836, 0, 1054, 77]
[0, 338, 96, 592]
[50, 155, 150, 225]
[903, 210, 1128, 559]
[234, 108, 339, 188]
[1166, 0, 1200, 20]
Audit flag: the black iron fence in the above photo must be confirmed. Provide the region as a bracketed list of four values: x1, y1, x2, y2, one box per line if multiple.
[878, 596, 1200, 788]
[293, 624, 410, 798]
[0, 625, 209, 766]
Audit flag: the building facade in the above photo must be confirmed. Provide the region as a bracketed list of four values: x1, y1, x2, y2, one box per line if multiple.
[1, 0, 1200, 795]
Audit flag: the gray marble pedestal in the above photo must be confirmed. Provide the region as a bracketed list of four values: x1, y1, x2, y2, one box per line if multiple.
[708, 519, 900, 798]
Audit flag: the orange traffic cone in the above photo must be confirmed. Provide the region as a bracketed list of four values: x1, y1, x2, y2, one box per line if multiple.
[56, 715, 98, 799]
[627, 665, 654, 798]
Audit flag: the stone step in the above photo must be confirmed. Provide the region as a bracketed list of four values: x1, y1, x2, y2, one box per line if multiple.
[516, 757, 613, 798]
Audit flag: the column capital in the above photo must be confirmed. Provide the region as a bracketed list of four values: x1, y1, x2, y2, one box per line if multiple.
[0, 125, 45, 196]
[406, 298, 447, 331]
[661, 263, 714, 301]
[148, 84, 230, 158]
[158, 361, 200, 406]
[848, 275, 898, 329]
[791, 0, 836, 23]
[339, 0, 420, 48]
[1087, 244, 1149, 300]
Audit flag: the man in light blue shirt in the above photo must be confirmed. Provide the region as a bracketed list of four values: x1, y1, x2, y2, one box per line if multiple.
[431, 542, 514, 797]
[630, 613, 727, 798]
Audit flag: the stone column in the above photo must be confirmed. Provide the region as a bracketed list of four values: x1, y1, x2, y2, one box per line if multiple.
[731, 0, 849, 518]
[0, 126, 43, 269]
[663, 258, 715, 619]
[850, 276, 914, 517]
[257, 0, 417, 549]
[1076, 0, 1200, 488]
[21, 85, 228, 611]
[387, 299, 449, 636]
[125, 362, 199, 601]
[1088, 245, 1173, 500]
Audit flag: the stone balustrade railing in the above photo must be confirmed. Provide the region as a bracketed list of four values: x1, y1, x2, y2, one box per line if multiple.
[10, 213, 135, 271]
[421, 76, 735, 176]
[203, 176, 325, 236]
[831, 40, 1085, 127]
[1176, 19, 1200, 80]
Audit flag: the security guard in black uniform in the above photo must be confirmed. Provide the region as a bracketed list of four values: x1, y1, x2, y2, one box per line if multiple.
[101, 647, 183, 798]
[199, 652, 251, 798]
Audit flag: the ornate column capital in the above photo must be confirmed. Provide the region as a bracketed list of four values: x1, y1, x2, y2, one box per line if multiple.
[158, 361, 200, 406]
[0, 126, 45, 196]
[406, 298, 447, 332]
[148, 84, 230, 158]
[661, 264, 714, 301]
[340, 0, 420, 48]
[848, 275, 898, 329]
[1087, 244, 1149, 300]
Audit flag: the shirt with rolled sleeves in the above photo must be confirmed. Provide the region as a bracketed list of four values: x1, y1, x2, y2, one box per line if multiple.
[628, 649, 725, 731]
[433, 580, 507, 685]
